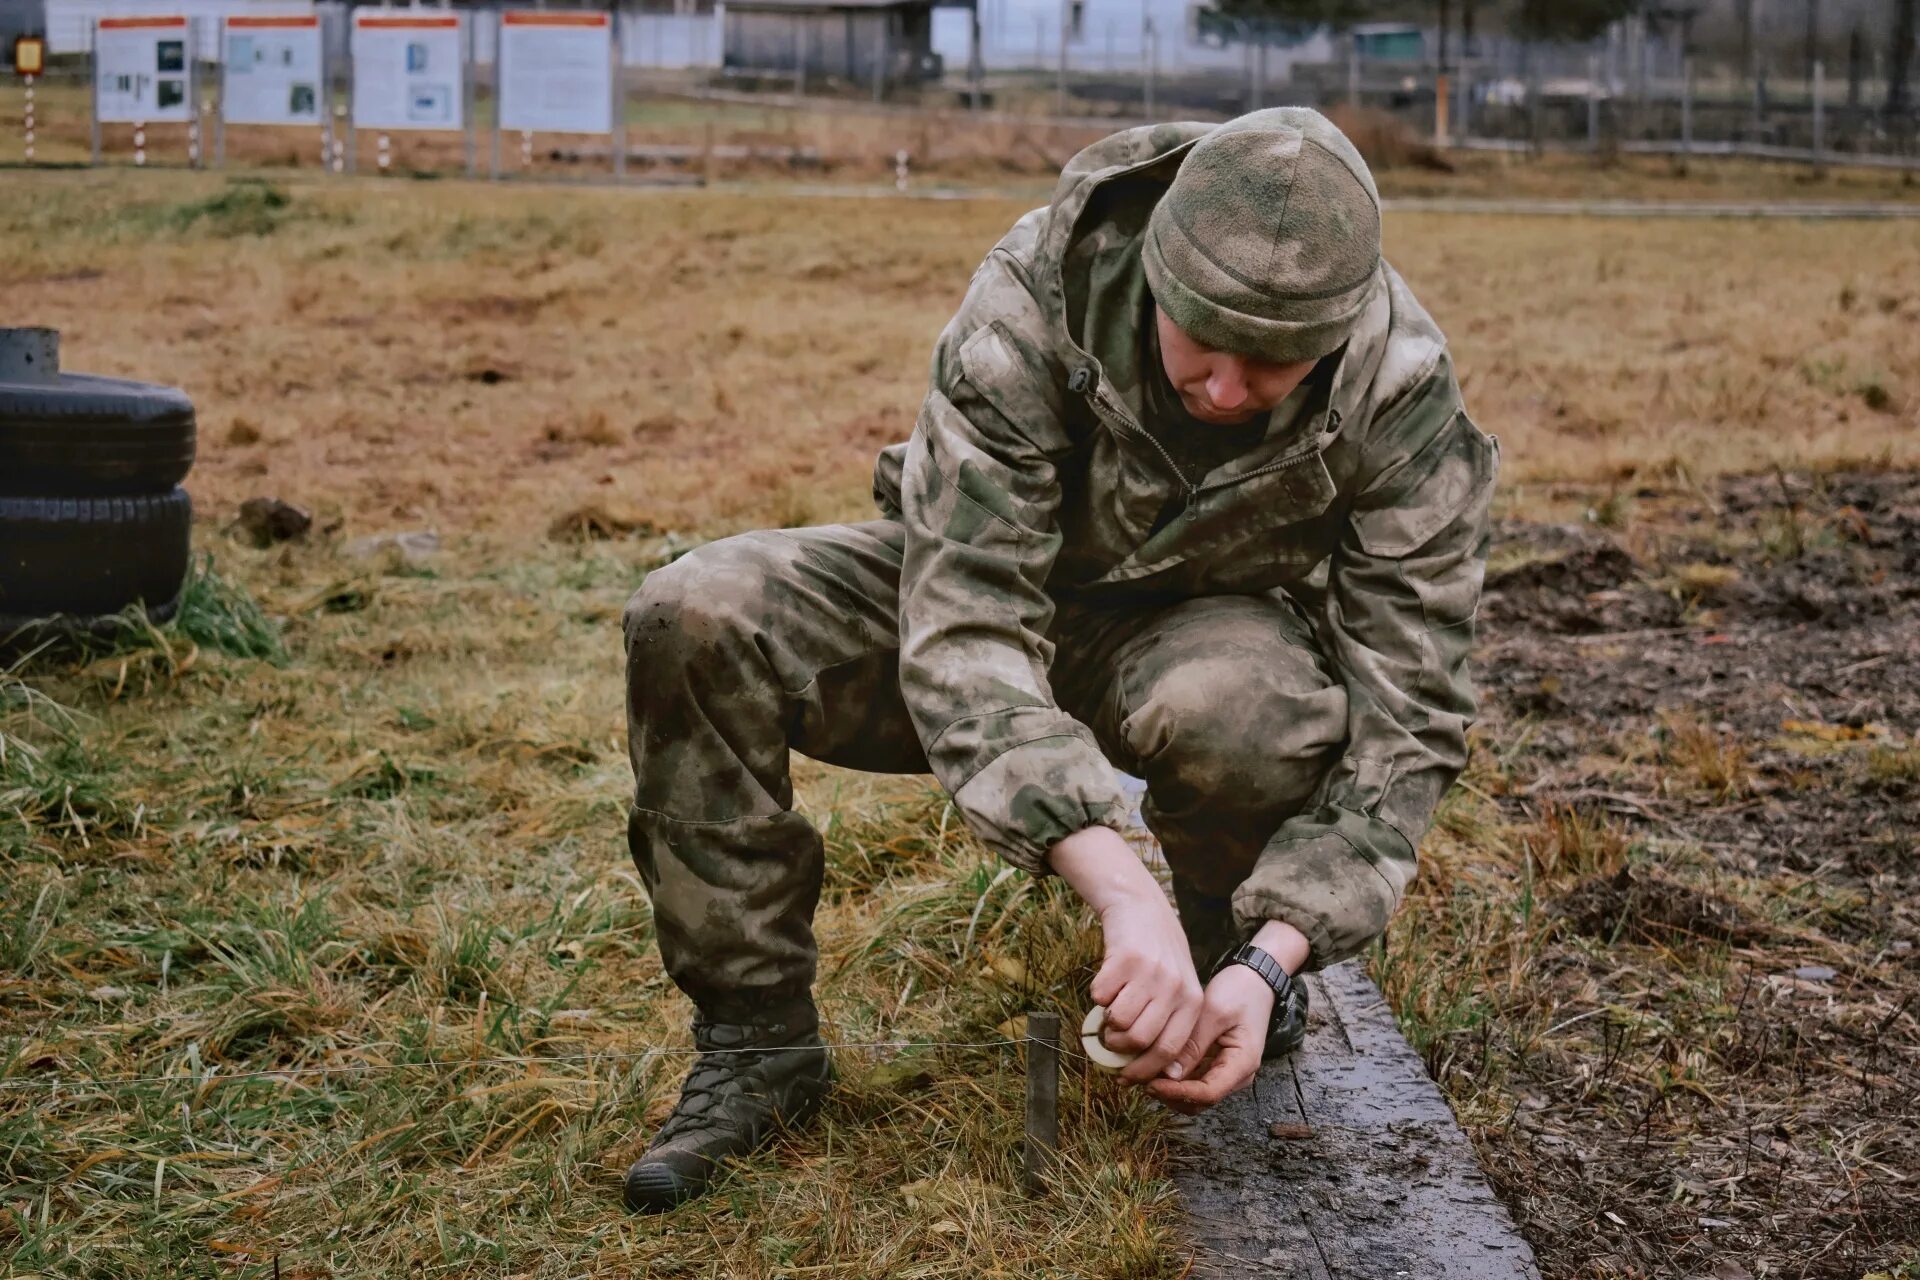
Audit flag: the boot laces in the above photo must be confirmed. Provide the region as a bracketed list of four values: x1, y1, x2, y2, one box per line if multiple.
[654, 1020, 787, 1143]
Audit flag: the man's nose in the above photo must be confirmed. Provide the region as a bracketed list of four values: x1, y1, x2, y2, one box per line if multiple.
[1207, 361, 1250, 409]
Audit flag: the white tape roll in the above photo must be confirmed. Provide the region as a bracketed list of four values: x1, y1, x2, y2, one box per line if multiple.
[1080, 1005, 1140, 1074]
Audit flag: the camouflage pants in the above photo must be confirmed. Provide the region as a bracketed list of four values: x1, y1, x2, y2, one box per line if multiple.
[622, 520, 1348, 1016]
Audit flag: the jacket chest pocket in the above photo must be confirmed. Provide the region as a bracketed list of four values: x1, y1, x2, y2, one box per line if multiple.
[1093, 448, 1341, 587]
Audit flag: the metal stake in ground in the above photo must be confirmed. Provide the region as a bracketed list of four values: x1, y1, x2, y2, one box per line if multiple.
[1023, 1012, 1059, 1195]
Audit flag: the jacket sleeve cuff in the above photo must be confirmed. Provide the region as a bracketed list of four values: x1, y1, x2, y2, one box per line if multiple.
[1230, 805, 1417, 971]
[949, 732, 1131, 874]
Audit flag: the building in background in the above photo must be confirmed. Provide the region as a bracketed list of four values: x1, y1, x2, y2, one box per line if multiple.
[930, 0, 1335, 79]
[724, 0, 939, 85]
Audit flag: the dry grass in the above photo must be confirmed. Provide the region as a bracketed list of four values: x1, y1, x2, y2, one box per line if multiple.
[1, 559, 1182, 1277]
[4, 169, 1917, 546]
[10, 73, 1920, 197]
[3, 170, 1919, 1277]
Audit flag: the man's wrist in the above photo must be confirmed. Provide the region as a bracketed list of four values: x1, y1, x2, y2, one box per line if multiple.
[1249, 918, 1311, 975]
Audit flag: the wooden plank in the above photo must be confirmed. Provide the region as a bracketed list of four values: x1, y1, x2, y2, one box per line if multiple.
[1170, 961, 1541, 1279]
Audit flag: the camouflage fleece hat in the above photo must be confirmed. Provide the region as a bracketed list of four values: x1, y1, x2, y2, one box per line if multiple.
[1141, 107, 1382, 364]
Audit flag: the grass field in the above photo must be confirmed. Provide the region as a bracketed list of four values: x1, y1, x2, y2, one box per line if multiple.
[1, 171, 1917, 1278]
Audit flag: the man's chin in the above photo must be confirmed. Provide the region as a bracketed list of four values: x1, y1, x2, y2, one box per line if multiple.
[1183, 400, 1263, 426]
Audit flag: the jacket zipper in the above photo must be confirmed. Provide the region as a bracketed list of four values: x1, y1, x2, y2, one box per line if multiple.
[1086, 379, 1338, 521]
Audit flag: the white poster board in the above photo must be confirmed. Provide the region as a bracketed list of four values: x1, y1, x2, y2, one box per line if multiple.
[350, 12, 464, 131]
[498, 11, 612, 136]
[221, 16, 322, 127]
[96, 16, 194, 124]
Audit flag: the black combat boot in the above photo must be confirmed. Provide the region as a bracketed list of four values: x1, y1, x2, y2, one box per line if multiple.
[1172, 877, 1309, 1062]
[623, 1000, 833, 1213]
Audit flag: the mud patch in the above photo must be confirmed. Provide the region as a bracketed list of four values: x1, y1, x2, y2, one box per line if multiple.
[1554, 866, 1761, 948]
[1468, 470, 1920, 1280]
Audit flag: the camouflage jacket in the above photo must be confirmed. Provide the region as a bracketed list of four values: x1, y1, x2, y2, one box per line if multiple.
[872, 123, 1498, 970]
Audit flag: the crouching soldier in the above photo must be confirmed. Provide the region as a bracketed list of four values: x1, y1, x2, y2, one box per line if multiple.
[618, 106, 1497, 1212]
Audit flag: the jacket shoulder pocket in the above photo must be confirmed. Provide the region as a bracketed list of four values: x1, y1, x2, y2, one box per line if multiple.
[955, 321, 1067, 448]
[1350, 411, 1498, 558]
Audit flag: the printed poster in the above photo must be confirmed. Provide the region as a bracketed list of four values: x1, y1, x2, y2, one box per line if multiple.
[498, 11, 612, 136]
[351, 12, 463, 131]
[222, 16, 323, 126]
[96, 16, 194, 124]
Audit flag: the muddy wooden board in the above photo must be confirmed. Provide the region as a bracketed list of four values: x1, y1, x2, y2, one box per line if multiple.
[1170, 961, 1541, 1279]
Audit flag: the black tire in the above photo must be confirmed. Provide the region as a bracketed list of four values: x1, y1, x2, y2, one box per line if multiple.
[0, 489, 193, 620]
[0, 374, 196, 496]
[0, 591, 183, 649]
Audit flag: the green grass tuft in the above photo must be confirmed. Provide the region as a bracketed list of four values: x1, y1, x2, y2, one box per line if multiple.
[170, 553, 287, 662]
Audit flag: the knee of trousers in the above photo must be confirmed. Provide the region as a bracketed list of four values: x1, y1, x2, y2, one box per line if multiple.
[622, 531, 799, 669]
[1121, 655, 1349, 818]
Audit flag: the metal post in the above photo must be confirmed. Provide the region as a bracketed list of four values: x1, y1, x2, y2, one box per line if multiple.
[320, 37, 334, 174]
[1455, 59, 1469, 142]
[23, 74, 34, 163]
[90, 20, 101, 166]
[874, 16, 888, 102]
[464, 13, 476, 178]
[491, 9, 503, 178]
[1022, 1013, 1060, 1196]
[1143, 17, 1155, 119]
[1526, 56, 1542, 154]
[1345, 33, 1359, 108]
[1811, 59, 1824, 158]
[189, 23, 201, 168]
[1055, 6, 1067, 116]
[214, 23, 226, 169]
[1681, 55, 1694, 152]
[1588, 53, 1600, 149]
[344, 15, 356, 173]
[968, 0, 982, 110]
[1242, 24, 1254, 111]
[612, 9, 625, 181]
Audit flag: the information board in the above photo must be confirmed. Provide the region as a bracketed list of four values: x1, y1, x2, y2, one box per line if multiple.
[96, 16, 193, 124]
[15, 35, 46, 76]
[498, 11, 612, 136]
[350, 12, 463, 131]
[221, 16, 322, 127]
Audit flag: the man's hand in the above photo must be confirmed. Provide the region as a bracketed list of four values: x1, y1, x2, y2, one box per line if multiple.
[1147, 964, 1274, 1113]
[1047, 825, 1205, 1085]
[1148, 919, 1309, 1112]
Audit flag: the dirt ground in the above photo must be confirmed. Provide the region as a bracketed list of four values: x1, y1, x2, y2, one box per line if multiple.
[1443, 473, 1920, 1277]
[2, 171, 1917, 1278]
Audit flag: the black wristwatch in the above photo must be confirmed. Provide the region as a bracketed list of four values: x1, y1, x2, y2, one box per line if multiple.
[1216, 942, 1295, 1005]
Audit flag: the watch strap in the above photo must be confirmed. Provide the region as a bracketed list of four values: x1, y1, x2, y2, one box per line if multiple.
[1220, 942, 1294, 1002]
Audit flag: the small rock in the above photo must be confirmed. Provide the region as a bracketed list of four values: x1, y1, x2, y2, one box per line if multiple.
[1890, 941, 1913, 956]
[1791, 965, 1837, 982]
[342, 530, 440, 566]
[236, 497, 311, 547]
[87, 985, 128, 1001]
